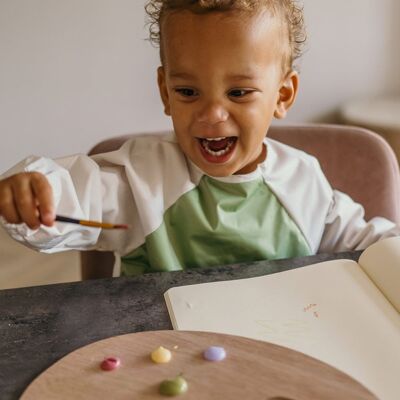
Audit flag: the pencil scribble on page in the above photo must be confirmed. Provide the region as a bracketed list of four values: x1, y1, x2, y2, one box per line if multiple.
[303, 303, 320, 318]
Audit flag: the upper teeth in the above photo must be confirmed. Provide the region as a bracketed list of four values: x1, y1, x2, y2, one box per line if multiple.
[204, 137, 226, 141]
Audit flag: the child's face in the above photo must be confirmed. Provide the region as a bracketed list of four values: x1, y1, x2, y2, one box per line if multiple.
[158, 9, 298, 176]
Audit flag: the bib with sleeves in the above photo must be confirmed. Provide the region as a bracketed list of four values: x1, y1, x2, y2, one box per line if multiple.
[121, 173, 311, 275]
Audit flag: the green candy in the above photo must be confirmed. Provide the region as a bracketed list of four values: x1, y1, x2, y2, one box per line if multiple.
[159, 375, 188, 396]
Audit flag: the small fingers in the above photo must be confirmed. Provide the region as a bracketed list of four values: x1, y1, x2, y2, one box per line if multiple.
[0, 172, 54, 229]
[31, 172, 55, 226]
[11, 174, 41, 229]
[0, 184, 22, 224]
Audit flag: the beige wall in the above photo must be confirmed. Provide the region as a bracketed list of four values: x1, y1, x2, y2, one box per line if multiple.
[1, 0, 399, 172]
[0, 0, 398, 288]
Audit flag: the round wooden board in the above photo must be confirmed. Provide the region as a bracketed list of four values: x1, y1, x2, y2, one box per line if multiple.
[21, 330, 377, 400]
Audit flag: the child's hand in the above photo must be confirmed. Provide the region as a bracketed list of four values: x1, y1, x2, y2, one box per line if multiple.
[0, 172, 55, 229]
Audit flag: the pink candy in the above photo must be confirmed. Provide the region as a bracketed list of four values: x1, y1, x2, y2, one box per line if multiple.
[100, 357, 121, 371]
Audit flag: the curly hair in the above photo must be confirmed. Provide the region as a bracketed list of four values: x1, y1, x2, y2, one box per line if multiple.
[144, 0, 307, 71]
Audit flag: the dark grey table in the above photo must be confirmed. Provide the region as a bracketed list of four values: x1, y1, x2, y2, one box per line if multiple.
[0, 251, 361, 399]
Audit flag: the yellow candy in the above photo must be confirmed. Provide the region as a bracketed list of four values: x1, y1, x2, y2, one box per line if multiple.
[151, 346, 172, 364]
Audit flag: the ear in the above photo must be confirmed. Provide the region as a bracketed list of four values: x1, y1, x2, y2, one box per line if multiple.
[274, 70, 299, 119]
[157, 66, 171, 116]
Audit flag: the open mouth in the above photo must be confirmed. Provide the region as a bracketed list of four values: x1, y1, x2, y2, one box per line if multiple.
[198, 137, 237, 162]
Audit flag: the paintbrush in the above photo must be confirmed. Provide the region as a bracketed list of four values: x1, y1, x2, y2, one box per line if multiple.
[55, 215, 129, 230]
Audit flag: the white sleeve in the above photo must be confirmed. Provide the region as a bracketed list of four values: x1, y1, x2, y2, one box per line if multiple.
[318, 190, 400, 253]
[0, 149, 137, 254]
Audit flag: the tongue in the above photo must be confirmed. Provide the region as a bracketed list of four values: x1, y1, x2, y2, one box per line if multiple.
[206, 138, 232, 151]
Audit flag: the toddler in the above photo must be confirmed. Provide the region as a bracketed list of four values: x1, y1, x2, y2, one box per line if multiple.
[0, 0, 398, 277]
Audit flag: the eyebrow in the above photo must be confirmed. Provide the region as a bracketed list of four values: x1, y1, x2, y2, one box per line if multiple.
[169, 72, 258, 81]
[169, 72, 196, 80]
[227, 74, 258, 81]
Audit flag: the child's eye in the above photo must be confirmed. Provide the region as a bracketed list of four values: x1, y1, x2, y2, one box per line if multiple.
[228, 89, 249, 97]
[175, 88, 198, 97]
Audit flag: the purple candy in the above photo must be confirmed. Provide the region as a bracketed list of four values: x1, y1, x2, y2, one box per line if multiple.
[203, 346, 226, 361]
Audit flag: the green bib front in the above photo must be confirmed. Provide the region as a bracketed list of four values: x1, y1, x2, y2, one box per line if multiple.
[121, 175, 311, 276]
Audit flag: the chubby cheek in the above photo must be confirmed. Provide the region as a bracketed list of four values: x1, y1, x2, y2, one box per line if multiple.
[237, 136, 263, 166]
[174, 128, 198, 158]
[170, 115, 190, 142]
[237, 129, 268, 165]
[238, 116, 267, 147]
[171, 103, 195, 131]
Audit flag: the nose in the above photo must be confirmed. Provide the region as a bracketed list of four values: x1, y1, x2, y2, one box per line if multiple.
[196, 100, 229, 125]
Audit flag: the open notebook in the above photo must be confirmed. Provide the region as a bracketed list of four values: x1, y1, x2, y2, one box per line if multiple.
[164, 237, 400, 400]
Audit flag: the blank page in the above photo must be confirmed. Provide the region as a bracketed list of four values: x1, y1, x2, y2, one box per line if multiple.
[165, 259, 400, 400]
